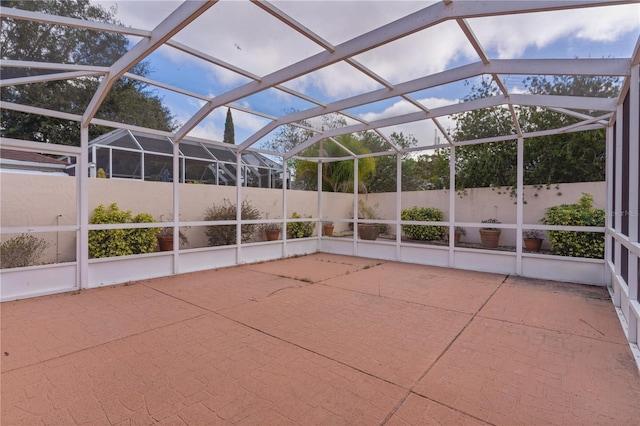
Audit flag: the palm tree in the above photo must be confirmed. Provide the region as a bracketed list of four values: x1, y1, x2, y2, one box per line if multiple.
[295, 134, 375, 192]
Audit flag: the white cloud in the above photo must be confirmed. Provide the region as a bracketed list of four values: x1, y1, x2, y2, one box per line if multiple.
[97, 0, 638, 144]
[358, 97, 459, 146]
[469, 4, 640, 58]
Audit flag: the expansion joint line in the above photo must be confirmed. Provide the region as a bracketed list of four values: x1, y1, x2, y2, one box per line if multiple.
[379, 274, 510, 426]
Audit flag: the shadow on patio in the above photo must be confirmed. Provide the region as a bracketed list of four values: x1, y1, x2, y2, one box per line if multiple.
[2, 253, 638, 425]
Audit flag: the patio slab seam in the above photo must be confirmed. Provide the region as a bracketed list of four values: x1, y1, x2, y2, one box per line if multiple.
[0, 312, 209, 375]
[474, 313, 627, 346]
[140, 271, 501, 425]
[379, 274, 511, 425]
[319, 281, 493, 318]
[142, 281, 406, 389]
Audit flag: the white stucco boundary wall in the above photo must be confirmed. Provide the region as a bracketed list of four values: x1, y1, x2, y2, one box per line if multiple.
[1, 173, 607, 301]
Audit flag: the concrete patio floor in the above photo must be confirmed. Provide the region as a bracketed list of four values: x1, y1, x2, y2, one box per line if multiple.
[2, 253, 639, 425]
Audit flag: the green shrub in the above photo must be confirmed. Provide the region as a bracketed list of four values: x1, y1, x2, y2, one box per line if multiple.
[204, 199, 261, 246]
[88, 203, 159, 258]
[1, 234, 50, 268]
[401, 207, 446, 241]
[287, 212, 314, 238]
[541, 193, 604, 259]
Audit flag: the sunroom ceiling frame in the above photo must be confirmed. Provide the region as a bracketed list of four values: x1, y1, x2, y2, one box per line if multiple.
[0, 1, 633, 158]
[177, 0, 626, 144]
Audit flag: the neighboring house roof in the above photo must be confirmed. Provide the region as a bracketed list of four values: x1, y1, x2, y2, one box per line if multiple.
[0, 148, 70, 175]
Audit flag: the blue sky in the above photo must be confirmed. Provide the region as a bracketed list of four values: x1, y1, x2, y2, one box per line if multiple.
[99, 0, 640, 149]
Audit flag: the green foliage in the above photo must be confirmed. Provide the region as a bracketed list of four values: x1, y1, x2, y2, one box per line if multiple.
[360, 132, 420, 192]
[287, 212, 314, 238]
[481, 218, 501, 230]
[296, 134, 376, 192]
[1, 0, 175, 145]
[523, 230, 544, 239]
[541, 193, 605, 259]
[401, 207, 446, 241]
[413, 149, 450, 190]
[88, 203, 159, 258]
[0, 234, 50, 268]
[223, 108, 235, 144]
[449, 76, 615, 190]
[204, 199, 261, 246]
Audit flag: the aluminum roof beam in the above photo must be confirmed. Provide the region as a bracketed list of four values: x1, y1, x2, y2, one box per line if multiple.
[180, 0, 625, 143]
[82, 1, 215, 126]
[238, 58, 629, 151]
[0, 6, 151, 37]
[285, 93, 616, 159]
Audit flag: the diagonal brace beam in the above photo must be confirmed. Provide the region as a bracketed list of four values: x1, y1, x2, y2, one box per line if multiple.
[81, 1, 215, 127]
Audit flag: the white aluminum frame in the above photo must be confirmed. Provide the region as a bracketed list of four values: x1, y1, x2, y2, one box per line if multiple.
[1, 0, 639, 369]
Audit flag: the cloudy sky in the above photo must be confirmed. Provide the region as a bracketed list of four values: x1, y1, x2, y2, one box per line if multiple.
[96, 0, 640, 150]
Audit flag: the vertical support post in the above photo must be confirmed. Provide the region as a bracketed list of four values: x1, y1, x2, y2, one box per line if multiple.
[141, 152, 145, 181]
[90, 145, 97, 177]
[172, 141, 180, 273]
[516, 137, 524, 275]
[448, 145, 456, 267]
[236, 152, 242, 264]
[318, 161, 323, 240]
[282, 159, 288, 257]
[353, 157, 359, 256]
[613, 103, 624, 308]
[605, 124, 614, 287]
[627, 64, 639, 343]
[78, 125, 90, 290]
[396, 153, 402, 260]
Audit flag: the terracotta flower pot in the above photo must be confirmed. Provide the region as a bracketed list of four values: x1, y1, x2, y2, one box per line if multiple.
[323, 225, 334, 236]
[479, 229, 501, 248]
[523, 238, 543, 251]
[446, 233, 461, 244]
[157, 235, 173, 251]
[265, 229, 281, 241]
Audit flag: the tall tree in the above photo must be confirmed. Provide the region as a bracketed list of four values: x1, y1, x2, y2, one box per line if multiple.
[267, 112, 353, 189]
[1, 0, 175, 145]
[223, 108, 235, 144]
[361, 131, 421, 192]
[295, 134, 375, 192]
[450, 75, 617, 189]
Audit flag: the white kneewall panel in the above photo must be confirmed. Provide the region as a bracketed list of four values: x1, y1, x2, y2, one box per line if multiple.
[0, 263, 77, 301]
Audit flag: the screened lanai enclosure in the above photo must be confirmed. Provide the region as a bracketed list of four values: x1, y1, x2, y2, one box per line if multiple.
[86, 129, 287, 187]
[0, 0, 639, 368]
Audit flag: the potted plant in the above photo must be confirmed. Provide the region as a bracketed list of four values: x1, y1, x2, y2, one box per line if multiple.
[479, 218, 501, 248]
[158, 214, 189, 251]
[446, 226, 466, 244]
[355, 200, 384, 240]
[523, 229, 544, 252]
[287, 212, 314, 238]
[262, 222, 281, 241]
[358, 223, 380, 240]
[322, 221, 334, 236]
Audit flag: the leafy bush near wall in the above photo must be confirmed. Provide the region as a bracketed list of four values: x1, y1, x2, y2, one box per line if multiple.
[204, 199, 261, 246]
[541, 193, 605, 259]
[401, 207, 447, 241]
[287, 212, 315, 238]
[88, 203, 159, 258]
[0, 234, 50, 268]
